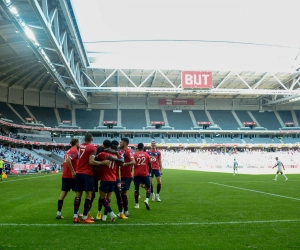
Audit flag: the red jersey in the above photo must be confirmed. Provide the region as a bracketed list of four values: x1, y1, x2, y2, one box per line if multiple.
[97, 151, 118, 181]
[76, 143, 96, 176]
[147, 150, 161, 170]
[119, 148, 134, 178]
[62, 147, 78, 178]
[133, 151, 151, 177]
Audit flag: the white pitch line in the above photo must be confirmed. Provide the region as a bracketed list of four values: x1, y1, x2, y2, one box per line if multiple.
[209, 182, 300, 201]
[0, 219, 299, 227]
[0, 174, 58, 183]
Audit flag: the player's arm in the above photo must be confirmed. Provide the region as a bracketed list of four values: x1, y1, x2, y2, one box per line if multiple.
[148, 161, 152, 176]
[106, 155, 124, 164]
[159, 154, 163, 174]
[65, 157, 76, 178]
[272, 163, 278, 169]
[122, 155, 135, 167]
[89, 155, 110, 166]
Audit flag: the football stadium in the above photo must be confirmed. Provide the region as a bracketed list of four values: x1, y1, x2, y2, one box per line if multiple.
[1, 0, 300, 249]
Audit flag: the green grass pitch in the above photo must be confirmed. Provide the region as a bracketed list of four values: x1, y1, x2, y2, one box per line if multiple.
[0, 170, 300, 250]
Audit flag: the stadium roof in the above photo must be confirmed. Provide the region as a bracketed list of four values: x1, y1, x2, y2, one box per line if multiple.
[0, 0, 300, 106]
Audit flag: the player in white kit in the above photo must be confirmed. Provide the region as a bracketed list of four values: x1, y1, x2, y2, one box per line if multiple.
[272, 157, 288, 181]
[233, 159, 239, 176]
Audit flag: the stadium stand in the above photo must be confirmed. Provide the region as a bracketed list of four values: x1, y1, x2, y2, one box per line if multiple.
[192, 110, 209, 122]
[53, 137, 72, 144]
[103, 109, 118, 121]
[278, 111, 293, 124]
[121, 109, 146, 129]
[235, 111, 253, 123]
[57, 108, 72, 122]
[251, 111, 281, 130]
[243, 136, 280, 144]
[0, 102, 23, 124]
[209, 110, 239, 130]
[166, 136, 180, 143]
[10, 104, 30, 120]
[281, 137, 300, 143]
[149, 109, 164, 121]
[293, 110, 300, 126]
[76, 109, 100, 129]
[27, 106, 58, 127]
[24, 136, 52, 143]
[165, 110, 194, 130]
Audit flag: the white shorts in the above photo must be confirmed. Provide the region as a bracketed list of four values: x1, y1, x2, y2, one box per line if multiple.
[277, 168, 283, 173]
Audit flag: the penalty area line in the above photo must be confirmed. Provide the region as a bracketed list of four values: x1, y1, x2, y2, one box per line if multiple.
[209, 182, 300, 201]
[0, 220, 299, 227]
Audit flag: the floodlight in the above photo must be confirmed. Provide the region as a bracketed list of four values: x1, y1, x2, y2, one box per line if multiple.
[67, 90, 76, 99]
[9, 6, 18, 15]
[24, 26, 36, 41]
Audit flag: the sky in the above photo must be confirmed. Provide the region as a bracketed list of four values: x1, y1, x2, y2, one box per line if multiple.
[71, 0, 300, 71]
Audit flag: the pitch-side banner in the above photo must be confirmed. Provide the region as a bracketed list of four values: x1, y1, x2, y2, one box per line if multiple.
[181, 71, 213, 89]
[159, 99, 194, 105]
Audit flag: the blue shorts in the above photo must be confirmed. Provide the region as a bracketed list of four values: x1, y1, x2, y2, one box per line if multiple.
[100, 180, 116, 193]
[134, 176, 150, 185]
[121, 177, 132, 191]
[151, 169, 161, 178]
[74, 173, 94, 192]
[61, 178, 75, 192]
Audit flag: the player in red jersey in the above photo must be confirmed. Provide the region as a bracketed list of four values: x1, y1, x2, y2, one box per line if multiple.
[56, 138, 79, 219]
[73, 134, 111, 224]
[133, 143, 152, 210]
[118, 137, 135, 217]
[96, 140, 127, 220]
[96, 140, 124, 222]
[147, 141, 163, 202]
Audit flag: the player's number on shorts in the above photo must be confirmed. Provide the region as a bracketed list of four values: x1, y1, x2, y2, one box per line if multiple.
[79, 149, 85, 158]
[137, 157, 146, 166]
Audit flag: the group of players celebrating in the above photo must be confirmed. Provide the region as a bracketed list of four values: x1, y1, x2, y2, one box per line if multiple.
[56, 134, 163, 223]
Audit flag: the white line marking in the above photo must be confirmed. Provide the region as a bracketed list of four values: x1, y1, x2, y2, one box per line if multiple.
[209, 182, 300, 201]
[0, 174, 58, 183]
[0, 220, 299, 227]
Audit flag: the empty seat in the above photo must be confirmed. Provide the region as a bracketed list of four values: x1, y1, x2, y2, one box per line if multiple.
[251, 111, 281, 130]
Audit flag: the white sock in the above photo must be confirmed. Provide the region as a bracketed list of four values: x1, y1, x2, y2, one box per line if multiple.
[57, 211, 61, 216]
[146, 198, 149, 202]
[73, 214, 78, 218]
[110, 211, 116, 217]
[275, 174, 278, 180]
[283, 174, 287, 179]
[82, 215, 87, 220]
[125, 211, 129, 215]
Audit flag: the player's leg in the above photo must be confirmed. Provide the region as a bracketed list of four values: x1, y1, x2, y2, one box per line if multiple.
[0, 169, 2, 181]
[114, 179, 125, 218]
[73, 174, 83, 222]
[143, 176, 151, 210]
[56, 188, 68, 219]
[273, 171, 279, 181]
[155, 171, 162, 202]
[121, 177, 132, 217]
[73, 191, 82, 222]
[134, 178, 140, 208]
[100, 184, 117, 222]
[81, 175, 94, 223]
[150, 171, 155, 201]
[281, 171, 288, 181]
